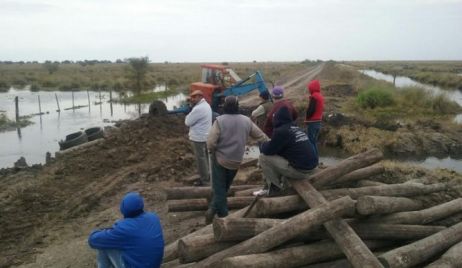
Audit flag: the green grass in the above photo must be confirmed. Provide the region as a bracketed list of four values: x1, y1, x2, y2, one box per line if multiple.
[0, 62, 310, 93]
[357, 87, 394, 109]
[0, 113, 33, 132]
[118, 89, 184, 104]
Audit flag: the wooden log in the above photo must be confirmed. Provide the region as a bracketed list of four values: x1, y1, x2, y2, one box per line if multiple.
[426, 240, 462, 268]
[222, 240, 390, 268]
[330, 164, 385, 186]
[310, 148, 383, 187]
[291, 180, 384, 268]
[178, 234, 235, 263]
[233, 187, 261, 197]
[161, 259, 195, 268]
[370, 198, 462, 225]
[356, 180, 386, 187]
[213, 217, 445, 242]
[324, 183, 447, 200]
[163, 205, 256, 262]
[168, 196, 255, 212]
[165, 185, 260, 200]
[378, 221, 462, 268]
[302, 259, 352, 268]
[356, 196, 425, 215]
[239, 158, 258, 168]
[253, 183, 446, 217]
[192, 196, 356, 268]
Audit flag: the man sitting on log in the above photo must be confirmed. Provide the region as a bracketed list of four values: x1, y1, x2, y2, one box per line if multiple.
[256, 106, 318, 196]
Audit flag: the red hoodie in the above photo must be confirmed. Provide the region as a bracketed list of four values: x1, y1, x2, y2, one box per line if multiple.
[304, 80, 324, 122]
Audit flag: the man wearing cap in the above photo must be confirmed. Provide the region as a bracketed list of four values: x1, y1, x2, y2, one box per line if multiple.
[185, 90, 213, 186]
[251, 90, 273, 130]
[206, 96, 268, 223]
[88, 192, 164, 268]
[263, 86, 298, 138]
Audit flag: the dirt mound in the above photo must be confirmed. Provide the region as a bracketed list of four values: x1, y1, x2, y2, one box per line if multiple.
[0, 115, 196, 267]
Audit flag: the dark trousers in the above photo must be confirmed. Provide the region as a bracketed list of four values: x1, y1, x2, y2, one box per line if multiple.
[210, 154, 238, 217]
[306, 121, 321, 156]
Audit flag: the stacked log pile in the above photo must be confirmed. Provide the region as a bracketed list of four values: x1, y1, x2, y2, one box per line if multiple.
[162, 149, 462, 268]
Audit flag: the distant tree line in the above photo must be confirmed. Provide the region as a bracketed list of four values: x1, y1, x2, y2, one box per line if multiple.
[0, 59, 128, 65]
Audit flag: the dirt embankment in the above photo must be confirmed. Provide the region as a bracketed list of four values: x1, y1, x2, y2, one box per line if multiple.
[0, 115, 198, 267]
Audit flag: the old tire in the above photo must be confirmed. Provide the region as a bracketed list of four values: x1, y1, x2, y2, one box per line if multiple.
[84, 127, 104, 141]
[149, 100, 167, 116]
[59, 131, 88, 150]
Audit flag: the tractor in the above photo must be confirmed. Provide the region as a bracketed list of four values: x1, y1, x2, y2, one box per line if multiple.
[149, 64, 271, 115]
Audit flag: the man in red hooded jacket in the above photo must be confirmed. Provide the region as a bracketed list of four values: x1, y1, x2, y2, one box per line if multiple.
[304, 80, 324, 155]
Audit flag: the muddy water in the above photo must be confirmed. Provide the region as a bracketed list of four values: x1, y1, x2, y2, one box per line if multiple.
[359, 70, 462, 123]
[0, 87, 185, 168]
[244, 146, 462, 173]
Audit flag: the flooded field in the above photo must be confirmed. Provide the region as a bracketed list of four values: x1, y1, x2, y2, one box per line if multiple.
[0, 87, 185, 168]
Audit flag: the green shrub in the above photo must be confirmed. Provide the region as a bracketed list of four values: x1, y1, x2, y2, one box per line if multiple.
[357, 87, 394, 109]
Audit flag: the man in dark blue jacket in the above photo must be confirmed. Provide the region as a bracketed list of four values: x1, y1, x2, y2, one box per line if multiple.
[88, 192, 164, 268]
[258, 106, 318, 195]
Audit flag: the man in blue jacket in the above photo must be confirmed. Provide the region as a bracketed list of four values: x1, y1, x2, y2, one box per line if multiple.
[88, 192, 164, 268]
[258, 106, 318, 196]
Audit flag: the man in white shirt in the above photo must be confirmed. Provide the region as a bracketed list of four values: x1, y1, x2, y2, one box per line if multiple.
[185, 90, 213, 186]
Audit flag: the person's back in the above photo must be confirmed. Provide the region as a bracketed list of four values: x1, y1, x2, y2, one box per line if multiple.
[88, 192, 164, 268]
[263, 86, 298, 138]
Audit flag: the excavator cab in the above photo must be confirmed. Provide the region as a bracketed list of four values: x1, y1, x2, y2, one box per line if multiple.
[189, 64, 241, 105]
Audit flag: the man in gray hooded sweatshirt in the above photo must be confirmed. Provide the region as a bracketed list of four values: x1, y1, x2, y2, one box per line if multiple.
[206, 96, 268, 223]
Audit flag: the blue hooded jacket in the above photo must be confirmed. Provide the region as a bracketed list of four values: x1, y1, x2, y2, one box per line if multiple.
[261, 106, 318, 170]
[88, 192, 164, 268]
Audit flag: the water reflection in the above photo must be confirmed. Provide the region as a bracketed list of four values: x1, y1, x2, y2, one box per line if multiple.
[0, 87, 186, 168]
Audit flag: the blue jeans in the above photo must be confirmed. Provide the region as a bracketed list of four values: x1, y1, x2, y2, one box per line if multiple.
[96, 249, 126, 268]
[306, 121, 321, 156]
[210, 154, 238, 217]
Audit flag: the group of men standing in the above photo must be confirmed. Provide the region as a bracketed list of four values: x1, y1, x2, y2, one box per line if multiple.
[186, 80, 324, 222]
[86, 80, 324, 268]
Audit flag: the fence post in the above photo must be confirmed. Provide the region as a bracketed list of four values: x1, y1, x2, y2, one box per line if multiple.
[15, 96, 19, 122]
[38, 95, 42, 115]
[55, 93, 61, 112]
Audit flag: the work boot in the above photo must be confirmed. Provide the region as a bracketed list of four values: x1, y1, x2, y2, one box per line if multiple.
[205, 208, 216, 225]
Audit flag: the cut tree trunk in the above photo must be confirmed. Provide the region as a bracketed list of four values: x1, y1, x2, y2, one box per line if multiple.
[168, 196, 255, 212]
[221, 240, 391, 268]
[178, 234, 235, 263]
[426, 240, 462, 268]
[370, 198, 462, 225]
[165, 185, 259, 200]
[310, 148, 383, 187]
[323, 183, 447, 200]
[290, 180, 384, 268]
[213, 217, 445, 242]
[192, 196, 356, 268]
[328, 164, 384, 187]
[357, 180, 386, 187]
[233, 187, 263, 197]
[378, 221, 462, 268]
[356, 196, 425, 215]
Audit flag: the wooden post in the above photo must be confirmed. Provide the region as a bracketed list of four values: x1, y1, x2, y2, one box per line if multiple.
[426, 240, 462, 268]
[14, 96, 19, 122]
[55, 93, 61, 112]
[290, 180, 384, 268]
[98, 88, 102, 104]
[72, 90, 75, 110]
[370, 198, 462, 225]
[192, 196, 356, 268]
[310, 148, 383, 187]
[165, 185, 261, 200]
[222, 240, 391, 268]
[330, 164, 384, 187]
[38, 95, 42, 115]
[356, 196, 425, 215]
[109, 90, 113, 116]
[178, 234, 235, 263]
[378, 221, 462, 268]
[87, 89, 91, 110]
[213, 217, 445, 242]
[168, 196, 255, 212]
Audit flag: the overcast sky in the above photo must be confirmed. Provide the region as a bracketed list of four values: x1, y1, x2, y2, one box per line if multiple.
[1, 0, 461, 62]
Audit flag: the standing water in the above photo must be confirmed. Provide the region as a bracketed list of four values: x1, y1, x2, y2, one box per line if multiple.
[0, 87, 186, 168]
[359, 70, 462, 123]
